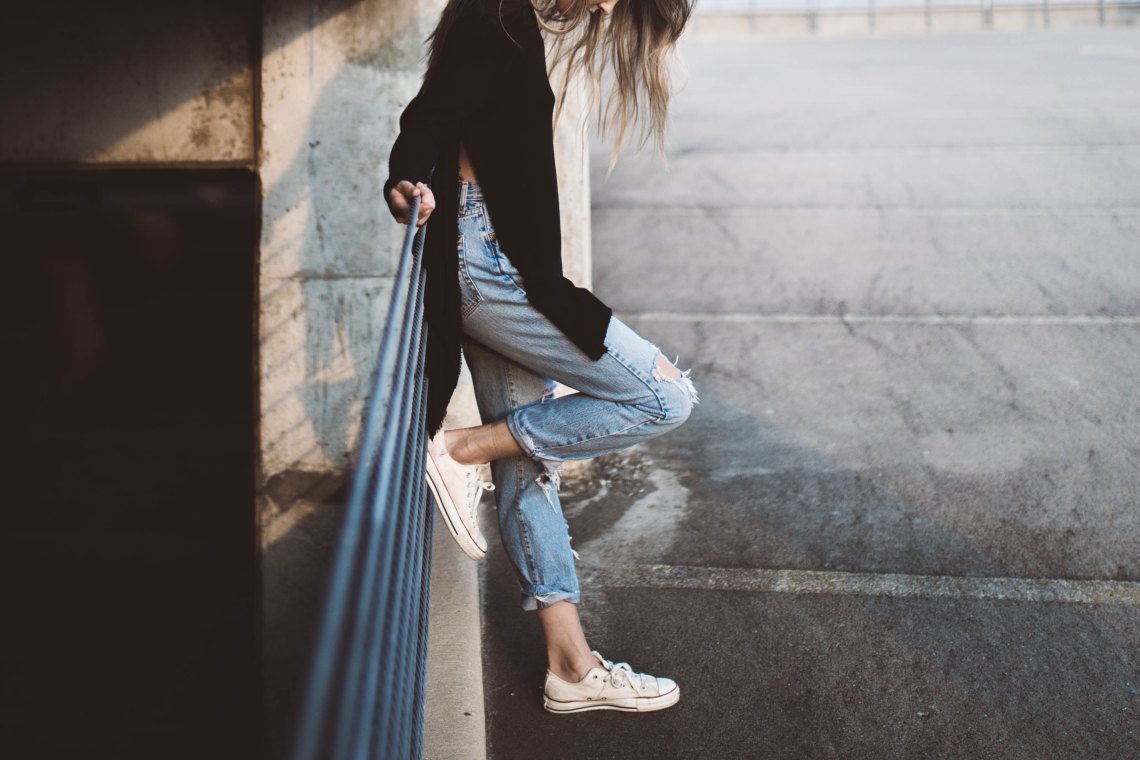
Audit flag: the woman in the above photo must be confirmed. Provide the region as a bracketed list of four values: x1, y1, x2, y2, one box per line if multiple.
[383, 0, 697, 713]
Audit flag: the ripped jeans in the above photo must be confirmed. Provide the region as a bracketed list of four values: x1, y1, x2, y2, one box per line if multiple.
[456, 178, 699, 611]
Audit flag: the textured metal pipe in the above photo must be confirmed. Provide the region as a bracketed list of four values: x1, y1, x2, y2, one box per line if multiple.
[292, 197, 433, 760]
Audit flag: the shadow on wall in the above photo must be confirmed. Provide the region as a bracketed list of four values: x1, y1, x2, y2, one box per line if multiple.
[257, 0, 435, 495]
[258, 2, 440, 757]
[0, 0, 372, 163]
[1, 169, 258, 758]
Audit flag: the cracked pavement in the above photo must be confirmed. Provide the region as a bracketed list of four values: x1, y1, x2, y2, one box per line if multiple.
[480, 27, 1140, 760]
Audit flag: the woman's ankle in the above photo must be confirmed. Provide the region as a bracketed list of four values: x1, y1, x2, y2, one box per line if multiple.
[547, 651, 597, 683]
[446, 421, 522, 465]
[444, 428, 481, 465]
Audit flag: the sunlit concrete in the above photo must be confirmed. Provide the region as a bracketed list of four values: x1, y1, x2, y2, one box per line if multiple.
[483, 27, 1140, 759]
[0, 2, 255, 163]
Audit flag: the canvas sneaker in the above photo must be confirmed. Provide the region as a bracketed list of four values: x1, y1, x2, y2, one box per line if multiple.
[424, 429, 493, 561]
[543, 650, 680, 714]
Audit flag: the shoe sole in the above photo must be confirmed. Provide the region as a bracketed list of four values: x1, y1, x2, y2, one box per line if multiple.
[425, 449, 487, 561]
[543, 685, 680, 714]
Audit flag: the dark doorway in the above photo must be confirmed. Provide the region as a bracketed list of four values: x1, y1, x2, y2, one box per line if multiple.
[2, 169, 257, 758]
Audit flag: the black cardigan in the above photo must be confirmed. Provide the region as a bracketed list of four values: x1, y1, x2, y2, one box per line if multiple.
[383, 0, 613, 437]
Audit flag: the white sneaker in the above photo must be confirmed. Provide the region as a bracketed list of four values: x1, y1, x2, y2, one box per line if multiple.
[424, 430, 493, 561]
[543, 651, 680, 714]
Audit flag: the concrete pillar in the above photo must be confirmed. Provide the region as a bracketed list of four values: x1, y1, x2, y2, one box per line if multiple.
[258, 0, 447, 514]
[554, 68, 594, 293]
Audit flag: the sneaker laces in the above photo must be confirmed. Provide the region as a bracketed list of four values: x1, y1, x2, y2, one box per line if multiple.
[463, 469, 494, 519]
[598, 655, 645, 691]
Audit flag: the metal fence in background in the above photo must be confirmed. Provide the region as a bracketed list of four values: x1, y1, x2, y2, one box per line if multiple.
[696, 0, 1132, 10]
[291, 196, 433, 760]
[693, 0, 1138, 34]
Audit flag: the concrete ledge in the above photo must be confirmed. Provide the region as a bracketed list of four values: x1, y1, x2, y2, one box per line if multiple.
[424, 511, 487, 760]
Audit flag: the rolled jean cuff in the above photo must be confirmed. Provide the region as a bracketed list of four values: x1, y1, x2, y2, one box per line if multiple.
[520, 587, 580, 612]
[506, 407, 543, 460]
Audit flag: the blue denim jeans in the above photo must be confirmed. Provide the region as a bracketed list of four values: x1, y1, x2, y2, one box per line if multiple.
[456, 178, 699, 610]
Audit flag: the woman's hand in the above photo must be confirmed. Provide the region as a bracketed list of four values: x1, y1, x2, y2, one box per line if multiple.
[388, 180, 436, 227]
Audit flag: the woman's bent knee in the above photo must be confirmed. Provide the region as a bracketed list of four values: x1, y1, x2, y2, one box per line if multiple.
[650, 352, 699, 428]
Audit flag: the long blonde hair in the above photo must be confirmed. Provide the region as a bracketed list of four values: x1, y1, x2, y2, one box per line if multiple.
[425, 0, 696, 172]
[531, 0, 695, 172]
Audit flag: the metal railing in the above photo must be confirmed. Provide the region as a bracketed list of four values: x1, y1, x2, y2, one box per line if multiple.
[291, 196, 433, 760]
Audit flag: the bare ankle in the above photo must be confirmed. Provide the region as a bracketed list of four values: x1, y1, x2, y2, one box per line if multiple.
[444, 429, 479, 465]
[548, 652, 597, 683]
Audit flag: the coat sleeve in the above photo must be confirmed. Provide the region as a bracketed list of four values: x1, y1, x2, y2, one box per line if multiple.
[382, 4, 517, 212]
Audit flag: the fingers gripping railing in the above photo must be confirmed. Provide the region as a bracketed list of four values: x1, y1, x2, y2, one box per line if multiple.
[291, 196, 433, 760]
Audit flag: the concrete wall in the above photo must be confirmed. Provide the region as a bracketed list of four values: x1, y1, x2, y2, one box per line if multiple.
[257, 0, 442, 520]
[0, 2, 256, 164]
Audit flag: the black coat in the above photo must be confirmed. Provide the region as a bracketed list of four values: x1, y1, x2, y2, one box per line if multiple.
[383, 0, 613, 437]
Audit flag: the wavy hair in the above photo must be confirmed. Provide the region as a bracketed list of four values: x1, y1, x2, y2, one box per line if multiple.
[425, 0, 696, 172]
[531, 0, 695, 172]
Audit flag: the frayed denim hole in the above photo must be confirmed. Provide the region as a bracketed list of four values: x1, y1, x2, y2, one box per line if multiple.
[541, 378, 558, 404]
[601, 343, 664, 419]
[533, 456, 564, 515]
[651, 351, 701, 408]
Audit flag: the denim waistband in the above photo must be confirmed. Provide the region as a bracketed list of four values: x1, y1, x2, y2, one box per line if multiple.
[458, 177, 484, 212]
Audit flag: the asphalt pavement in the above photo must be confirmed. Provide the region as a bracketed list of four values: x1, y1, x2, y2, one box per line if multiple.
[480, 27, 1140, 759]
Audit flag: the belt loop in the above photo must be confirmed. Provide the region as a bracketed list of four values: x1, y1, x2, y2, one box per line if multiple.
[458, 179, 467, 209]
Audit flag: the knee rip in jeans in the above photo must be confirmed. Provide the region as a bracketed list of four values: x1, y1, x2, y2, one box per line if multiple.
[533, 456, 564, 508]
[651, 351, 701, 412]
[532, 457, 582, 559]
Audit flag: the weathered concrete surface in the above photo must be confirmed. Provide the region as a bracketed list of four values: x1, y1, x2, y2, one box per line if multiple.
[425, 512, 488, 760]
[482, 27, 1140, 759]
[0, 1, 256, 164]
[261, 480, 347, 760]
[569, 321, 1140, 580]
[482, 565, 1139, 759]
[599, 210, 1140, 315]
[258, 0, 441, 487]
